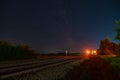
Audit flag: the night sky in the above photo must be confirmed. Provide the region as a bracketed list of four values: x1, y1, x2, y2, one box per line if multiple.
[1, 0, 120, 53]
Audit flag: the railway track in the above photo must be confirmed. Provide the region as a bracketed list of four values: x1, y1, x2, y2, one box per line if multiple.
[0, 58, 61, 69]
[0, 58, 79, 79]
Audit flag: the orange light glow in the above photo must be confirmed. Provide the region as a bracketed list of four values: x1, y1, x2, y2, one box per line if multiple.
[93, 50, 96, 53]
[86, 50, 90, 54]
[93, 50, 97, 55]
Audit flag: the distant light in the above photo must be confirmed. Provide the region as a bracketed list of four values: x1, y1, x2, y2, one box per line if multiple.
[86, 50, 90, 54]
[93, 50, 97, 55]
[93, 50, 96, 53]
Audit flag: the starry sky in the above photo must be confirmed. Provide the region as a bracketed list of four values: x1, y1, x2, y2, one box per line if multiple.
[0, 0, 120, 53]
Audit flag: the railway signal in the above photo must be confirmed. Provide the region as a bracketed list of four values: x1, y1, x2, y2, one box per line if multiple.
[85, 50, 97, 56]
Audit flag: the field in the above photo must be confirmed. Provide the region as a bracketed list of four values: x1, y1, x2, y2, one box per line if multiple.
[1, 56, 120, 80]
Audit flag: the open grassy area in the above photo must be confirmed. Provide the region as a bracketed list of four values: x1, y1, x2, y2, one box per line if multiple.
[61, 56, 120, 80]
[104, 56, 120, 73]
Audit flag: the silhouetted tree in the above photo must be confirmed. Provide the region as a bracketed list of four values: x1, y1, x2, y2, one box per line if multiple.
[97, 36, 118, 55]
[0, 41, 14, 60]
[115, 20, 120, 55]
[0, 41, 37, 61]
[115, 20, 120, 41]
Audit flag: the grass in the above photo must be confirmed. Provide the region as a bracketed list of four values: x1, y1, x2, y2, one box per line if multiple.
[104, 56, 120, 73]
[61, 56, 120, 80]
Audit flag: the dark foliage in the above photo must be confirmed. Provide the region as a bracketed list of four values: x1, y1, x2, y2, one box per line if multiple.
[63, 57, 120, 80]
[115, 20, 120, 41]
[0, 41, 37, 61]
[97, 37, 118, 55]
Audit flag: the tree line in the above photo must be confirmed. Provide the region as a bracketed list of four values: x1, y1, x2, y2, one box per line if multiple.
[0, 41, 38, 61]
